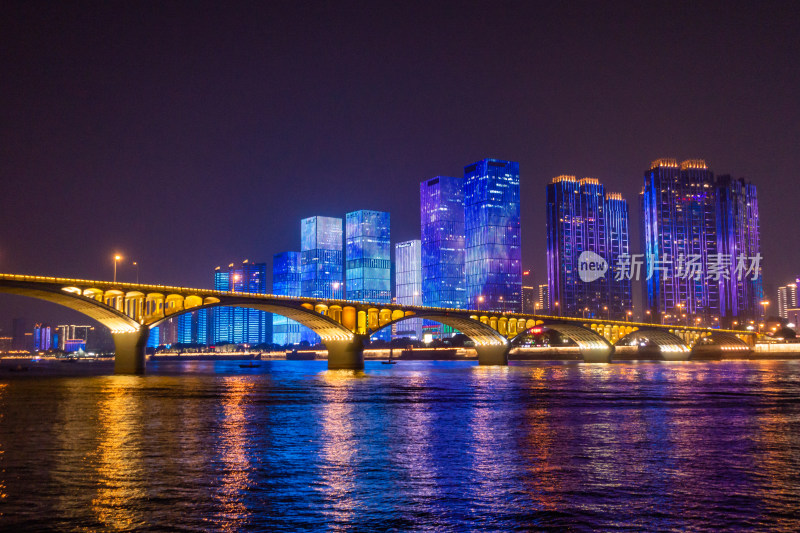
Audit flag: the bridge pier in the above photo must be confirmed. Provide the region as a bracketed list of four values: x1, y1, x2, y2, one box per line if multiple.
[476, 343, 510, 365]
[113, 328, 149, 374]
[582, 347, 613, 363]
[326, 335, 366, 370]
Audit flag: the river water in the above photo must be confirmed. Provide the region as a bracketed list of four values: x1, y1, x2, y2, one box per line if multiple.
[1, 359, 800, 531]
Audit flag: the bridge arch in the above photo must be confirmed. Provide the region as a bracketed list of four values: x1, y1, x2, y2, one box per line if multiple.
[371, 312, 510, 365]
[615, 328, 690, 360]
[691, 330, 753, 357]
[510, 320, 615, 362]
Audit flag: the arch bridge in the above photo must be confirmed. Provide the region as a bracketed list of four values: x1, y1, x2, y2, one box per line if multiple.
[0, 274, 756, 374]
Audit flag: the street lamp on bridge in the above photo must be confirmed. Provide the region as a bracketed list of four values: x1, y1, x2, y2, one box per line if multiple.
[113, 254, 122, 283]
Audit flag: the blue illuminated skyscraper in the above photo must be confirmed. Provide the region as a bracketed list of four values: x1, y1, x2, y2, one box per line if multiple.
[394, 240, 422, 340]
[420, 176, 466, 310]
[301, 216, 343, 344]
[546, 176, 631, 319]
[211, 261, 269, 345]
[147, 327, 160, 349]
[464, 158, 521, 312]
[177, 309, 208, 345]
[301, 216, 343, 299]
[272, 251, 304, 346]
[211, 266, 231, 344]
[345, 210, 391, 303]
[641, 159, 719, 323]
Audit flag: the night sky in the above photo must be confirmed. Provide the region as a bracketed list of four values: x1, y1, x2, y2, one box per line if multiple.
[2, 1, 799, 327]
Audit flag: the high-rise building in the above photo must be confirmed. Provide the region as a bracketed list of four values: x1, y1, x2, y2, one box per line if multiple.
[57, 325, 91, 352]
[421, 176, 466, 338]
[272, 251, 304, 346]
[464, 158, 521, 312]
[778, 283, 797, 319]
[159, 317, 178, 346]
[522, 286, 536, 314]
[301, 216, 343, 344]
[716, 175, 763, 323]
[642, 159, 719, 322]
[301, 216, 344, 299]
[420, 176, 466, 310]
[345, 210, 391, 303]
[33, 323, 54, 351]
[12, 318, 31, 351]
[546, 175, 631, 319]
[395, 240, 422, 340]
[605, 192, 633, 318]
[177, 310, 208, 345]
[147, 327, 160, 349]
[642, 159, 761, 326]
[211, 266, 231, 344]
[538, 284, 550, 313]
[211, 261, 269, 345]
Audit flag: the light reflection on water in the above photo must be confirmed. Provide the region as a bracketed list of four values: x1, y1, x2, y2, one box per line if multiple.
[0, 360, 799, 531]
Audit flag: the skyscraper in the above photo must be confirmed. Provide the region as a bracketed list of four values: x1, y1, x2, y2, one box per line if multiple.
[394, 240, 422, 340]
[211, 261, 269, 345]
[301, 216, 343, 344]
[272, 251, 304, 346]
[522, 286, 536, 313]
[537, 284, 550, 313]
[345, 210, 391, 303]
[421, 176, 465, 338]
[546, 175, 631, 319]
[641, 158, 761, 326]
[301, 216, 344, 299]
[211, 265, 231, 344]
[420, 176, 466, 310]
[605, 192, 632, 318]
[778, 283, 798, 319]
[642, 159, 719, 322]
[177, 310, 208, 345]
[464, 158, 521, 312]
[716, 175, 763, 324]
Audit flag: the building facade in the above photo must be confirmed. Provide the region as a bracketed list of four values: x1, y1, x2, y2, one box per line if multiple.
[522, 286, 536, 314]
[464, 158, 521, 312]
[546, 175, 631, 319]
[345, 210, 391, 303]
[301, 216, 343, 344]
[641, 159, 719, 323]
[177, 310, 208, 345]
[716, 175, 763, 324]
[538, 284, 550, 313]
[642, 158, 762, 326]
[272, 251, 304, 346]
[778, 283, 798, 320]
[211, 261, 269, 345]
[605, 192, 633, 318]
[420, 176, 466, 310]
[394, 240, 422, 340]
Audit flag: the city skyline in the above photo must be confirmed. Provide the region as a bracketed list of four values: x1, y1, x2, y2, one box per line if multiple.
[1, 2, 799, 330]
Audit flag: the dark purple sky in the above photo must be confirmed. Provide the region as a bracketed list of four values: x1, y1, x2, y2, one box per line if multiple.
[1, 1, 799, 327]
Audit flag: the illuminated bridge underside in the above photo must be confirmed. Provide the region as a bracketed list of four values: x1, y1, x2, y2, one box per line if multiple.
[617, 329, 690, 360]
[377, 313, 511, 365]
[0, 274, 757, 373]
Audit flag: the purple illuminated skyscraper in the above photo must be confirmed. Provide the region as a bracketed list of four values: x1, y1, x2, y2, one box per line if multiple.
[546, 176, 631, 319]
[716, 174, 762, 324]
[641, 158, 761, 326]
